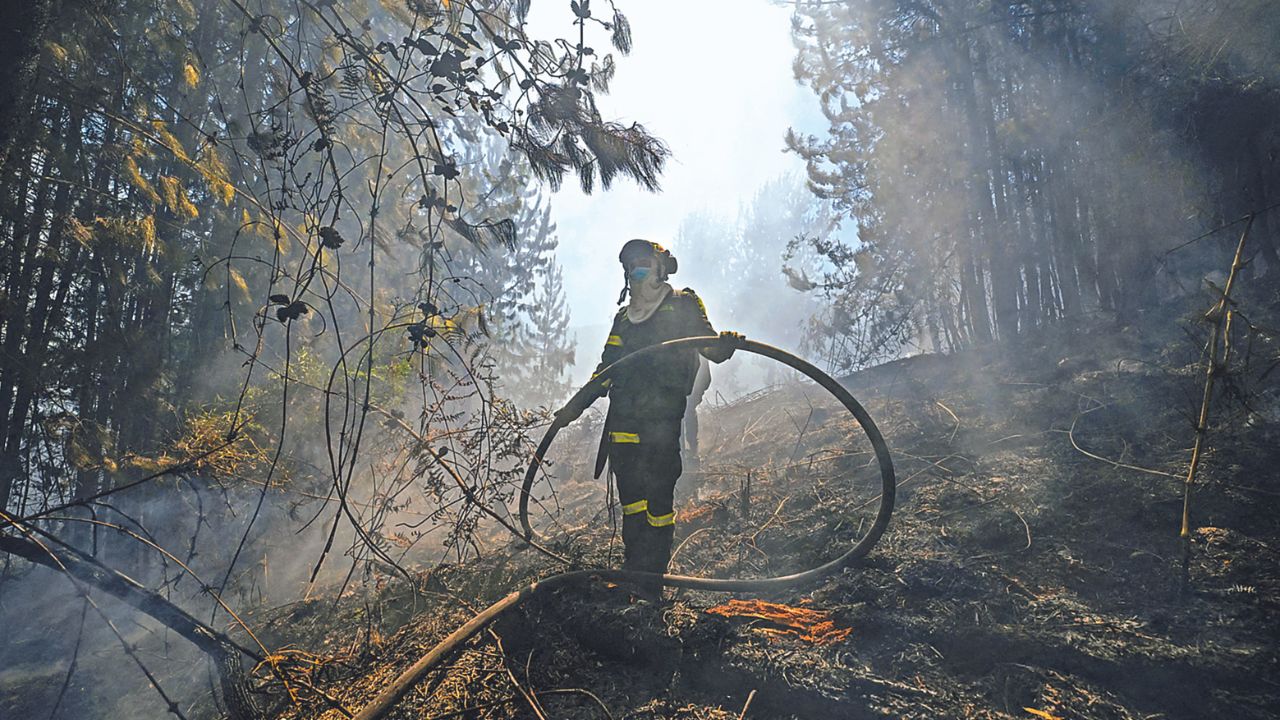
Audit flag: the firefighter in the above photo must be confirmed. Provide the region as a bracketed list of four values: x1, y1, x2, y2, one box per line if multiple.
[554, 239, 742, 600]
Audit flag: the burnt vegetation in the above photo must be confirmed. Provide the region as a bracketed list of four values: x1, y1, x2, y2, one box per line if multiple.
[1, 1, 1279, 719]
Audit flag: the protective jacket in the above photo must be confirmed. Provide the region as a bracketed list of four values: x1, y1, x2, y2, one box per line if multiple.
[593, 288, 727, 421]
[589, 287, 729, 594]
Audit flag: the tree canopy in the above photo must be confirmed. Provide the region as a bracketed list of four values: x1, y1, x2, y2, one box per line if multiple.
[787, 0, 1280, 370]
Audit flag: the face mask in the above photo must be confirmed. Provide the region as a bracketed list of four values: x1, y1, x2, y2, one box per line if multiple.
[629, 266, 651, 282]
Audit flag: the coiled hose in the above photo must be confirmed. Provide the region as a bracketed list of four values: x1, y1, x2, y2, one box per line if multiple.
[353, 337, 894, 720]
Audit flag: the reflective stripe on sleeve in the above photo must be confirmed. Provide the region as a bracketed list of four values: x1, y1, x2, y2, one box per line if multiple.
[606, 334, 623, 347]
[609, 431, 640, 444]
[622, 499, 648, 516]
[646, 511, 675, 528]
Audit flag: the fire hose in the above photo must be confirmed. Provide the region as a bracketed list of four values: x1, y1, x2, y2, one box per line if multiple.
[352, 337, 894, 720]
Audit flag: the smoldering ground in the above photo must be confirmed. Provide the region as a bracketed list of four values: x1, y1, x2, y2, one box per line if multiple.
[4, 1, 1280, 719]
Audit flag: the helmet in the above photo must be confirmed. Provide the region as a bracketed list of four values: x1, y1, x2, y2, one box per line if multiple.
[618, 239, 678, 276]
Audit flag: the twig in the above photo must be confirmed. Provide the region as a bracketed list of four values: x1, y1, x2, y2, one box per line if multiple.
[1063, 408, 1179, 479]
[9, 436, 239, 526]
[925, 473, 1033, 552]
[1158, 202, 1278, 261]
[48, 597, 89, 720]
[749, 497, 791, 542]
[537, 688, 615, 719]
[851, 451, 967, 512]
[785, 401, 816, 463]
[738, 688, 758, 719]
[376, 408, 572, 566]
[490, 633, 548, 720]
[0, 522, 192, 719]
[934, 399, 960, 445]
[1182, 216, 1253, 538]
[670, 526, 715, 565]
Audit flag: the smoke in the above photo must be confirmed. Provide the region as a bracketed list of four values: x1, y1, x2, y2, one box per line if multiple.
[1, 0, 625, 715]
[781, 0, 1280, 375]
[8, 1, 1278, 716]
[658, 174, 829, 399]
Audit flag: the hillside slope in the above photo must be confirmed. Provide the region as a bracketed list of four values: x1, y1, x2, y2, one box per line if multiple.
[247, 289, 1280, 720]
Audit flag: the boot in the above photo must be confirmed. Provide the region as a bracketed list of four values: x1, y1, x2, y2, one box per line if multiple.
[621, 512, 646, 571]
[641, 525, 675, 602]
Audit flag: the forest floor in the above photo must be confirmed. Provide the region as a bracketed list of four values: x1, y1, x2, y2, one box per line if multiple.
[240, 282, 1280, 720]
[7, 285, 1277, 720]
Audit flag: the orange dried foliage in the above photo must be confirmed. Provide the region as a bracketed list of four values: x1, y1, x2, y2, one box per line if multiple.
[678, 504, 718, 524]
[705, 598, 852, 645]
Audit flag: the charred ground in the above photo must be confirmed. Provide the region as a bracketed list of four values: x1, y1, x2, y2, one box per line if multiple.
[5, 284, 1278, 720]
[222, 283, 1280, 720]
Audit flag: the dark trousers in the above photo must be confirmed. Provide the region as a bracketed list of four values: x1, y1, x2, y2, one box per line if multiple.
[607, 417, 682, 589]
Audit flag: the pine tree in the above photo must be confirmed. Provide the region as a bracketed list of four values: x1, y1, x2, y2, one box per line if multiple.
[519, 260, 577, 407]
[786, 0, 1280, 371]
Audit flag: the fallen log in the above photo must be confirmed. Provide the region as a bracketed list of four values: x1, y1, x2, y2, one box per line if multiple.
[0, 533, 262, 720]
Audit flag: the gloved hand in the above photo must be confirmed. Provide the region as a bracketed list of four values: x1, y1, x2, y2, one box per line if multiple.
[553, 395, 590, 427]
[706, 331, 745, 363]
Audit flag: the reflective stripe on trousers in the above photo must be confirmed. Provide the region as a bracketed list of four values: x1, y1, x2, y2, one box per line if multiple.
[646, 510, 675, 527]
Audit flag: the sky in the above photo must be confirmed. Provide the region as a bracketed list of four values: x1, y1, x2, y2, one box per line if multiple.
[525, 0, 826, 382]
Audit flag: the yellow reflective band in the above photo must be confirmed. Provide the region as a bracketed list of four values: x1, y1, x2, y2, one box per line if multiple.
[646, 511, 675, 528]
[622, 500, 648, 515]
[606, 334, 623, 346]
[609, 431, 640, 444]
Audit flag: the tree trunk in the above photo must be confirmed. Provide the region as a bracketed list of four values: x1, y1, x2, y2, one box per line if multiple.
[971, 40, 1020, 340]
[0, 0, 53, 173]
